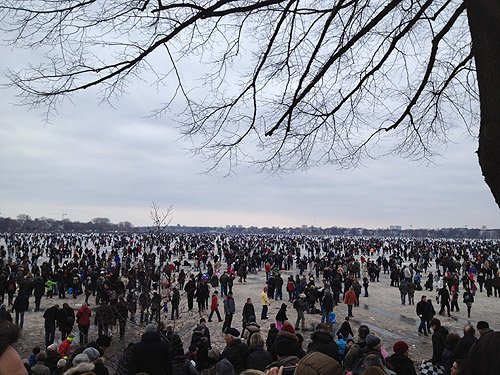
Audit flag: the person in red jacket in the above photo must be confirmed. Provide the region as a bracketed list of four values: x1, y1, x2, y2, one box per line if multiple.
[208, 291, 223, 322]
[343, 287, 358, 318]
[76, 302, 92, 344]
[58, 334, 75, 357]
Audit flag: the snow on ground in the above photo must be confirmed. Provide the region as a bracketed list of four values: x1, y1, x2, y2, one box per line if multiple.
[3, 236, 499, 371]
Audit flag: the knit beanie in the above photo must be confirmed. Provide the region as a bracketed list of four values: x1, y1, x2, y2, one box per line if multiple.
[83, 347, 101, 361]
[72, 353, 90, 366]
[393, 340, 409, 355]
[282, 323, 295, 334]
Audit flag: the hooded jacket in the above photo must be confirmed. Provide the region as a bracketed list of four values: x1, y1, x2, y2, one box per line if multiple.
[273, 330, 305, 359]
[431, 325, 449, 365]
[128, 331, 172, 375]
[307, 329, 341, 364]
[275, 304, 288, 322]
[221, 338, 249, 372]
[63, 362, 95, 375]
[247, 345, 273, 371]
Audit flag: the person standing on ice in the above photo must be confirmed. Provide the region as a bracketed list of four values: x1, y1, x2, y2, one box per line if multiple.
[343, 287, 358, 318]
[222, 291, 236, 332]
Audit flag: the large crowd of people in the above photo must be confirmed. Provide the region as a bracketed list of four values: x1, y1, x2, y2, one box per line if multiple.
[0, 233, 499, 375]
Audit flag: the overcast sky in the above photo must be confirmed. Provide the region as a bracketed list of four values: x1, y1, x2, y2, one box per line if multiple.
[0, 46, 498, 230]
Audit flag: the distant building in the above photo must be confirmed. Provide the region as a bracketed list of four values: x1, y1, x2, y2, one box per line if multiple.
[389, 225, 402, 230]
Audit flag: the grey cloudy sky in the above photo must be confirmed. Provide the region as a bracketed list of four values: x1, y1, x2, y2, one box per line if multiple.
[0, 46, 498, 230]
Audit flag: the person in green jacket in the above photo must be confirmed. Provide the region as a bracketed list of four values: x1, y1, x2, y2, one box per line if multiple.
[45, 279, 55, 298]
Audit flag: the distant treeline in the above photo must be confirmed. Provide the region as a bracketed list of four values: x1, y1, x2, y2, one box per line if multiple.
[0, 215, 134, 233]
[0, 215, 498, 239]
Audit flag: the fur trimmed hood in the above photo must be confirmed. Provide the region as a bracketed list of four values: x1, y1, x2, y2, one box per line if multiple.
[63, 362, 95, 375]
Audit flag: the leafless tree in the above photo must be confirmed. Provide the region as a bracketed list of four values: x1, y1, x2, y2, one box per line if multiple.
[149, 201, 174, 233]
[0, 0, 498, 207]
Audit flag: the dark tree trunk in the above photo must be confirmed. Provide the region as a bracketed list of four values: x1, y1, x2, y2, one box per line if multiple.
[466, 0, 500, 209]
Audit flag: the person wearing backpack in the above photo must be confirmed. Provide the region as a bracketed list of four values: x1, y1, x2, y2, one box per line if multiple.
[463, 287, 474, 318]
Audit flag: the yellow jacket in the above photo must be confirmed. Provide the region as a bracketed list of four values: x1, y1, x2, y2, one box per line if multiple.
[261, 291, 269, 306]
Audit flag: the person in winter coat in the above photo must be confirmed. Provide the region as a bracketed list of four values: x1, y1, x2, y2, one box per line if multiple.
[321, 289, 334, 324]
[294, 293, 307, 331]
[114, 297, 129, 339]
[127, 324, 172, 375]
[430, 318, 449, 366]
[426, 298, 436, 332]
[138, 290, 151, 323]
[76, 303, 91, 344]
[242, 316, 260, 345]
[62, 353, 93, 375]
[337, 316, 354, 339]
[220, 327, 249, 372]
[194, 336, 211, 371]
[170, 287, 180, 320]
[58, 303, 75, 340]
[33, 275, 45, 311]
[273, 324, 306, 360]
[222, 292, 236, 332]
[82, 347, 109, 375]
[44, 305, 60, 347]
[343, 287, 358, 318]
[242, 298, 256, 331]
[58, 334, 76, 357]
[352, 280, 362, 307]
[461, 331, 500, 375]
[95, 301, 114, 338]
[399, 279, 409, 305]
[307, 324, 341, 364]
[385, 341, 417, 375]
[266, 323, 279, 359]
[247, 332, 272, 371]
[452, 325, 477, 360]
[343, 325, 370, 371]
[194, 283, 208, 315]
[441, 333, 460, 375]
[12, 293, 29, 329]
[45, 343, 62, 373]
[261, 287, 270, 320]
[286, 278, 296, 302]
[6, 277, 16, 306]
[208, 291, 223, 322]
[31, 352, 51, 375]
[438, 287, 451, 316]
[416, 295, 432, 336]
[336, 335, 348, 362]
[407, 280, 416, 305]
[462, 287, 474, 318]
[275, 303, 288, 331]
